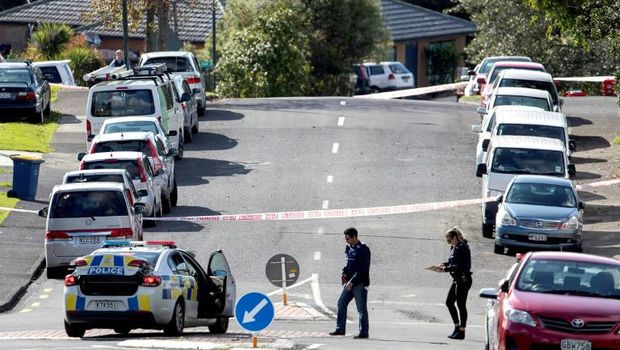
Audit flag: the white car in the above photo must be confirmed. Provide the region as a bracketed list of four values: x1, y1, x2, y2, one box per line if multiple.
[139, 51, 207, 116]
[171, 75, 199, 142]
[479, 62, 546, 107]
[101, 116, 170, 148]
[480, 87, 554, 116]
[32, 60, 76, 86]
[366, 61, 414, 92]
[63, 240, 235, 337]
[466, 56, 531, 96]
[491, 69, 563, 112]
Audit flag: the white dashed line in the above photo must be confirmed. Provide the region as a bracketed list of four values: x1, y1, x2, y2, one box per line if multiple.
[337, 117, 345, 126]
[322, 200, 329, 209]
[306, 344, 323, 349]
[314, 251, 321, 260]
[18, 309, 31, 313]
[331, 142, 339, 154]
[39, 295, 49, 299]
[31, 302, 40, 307]
[43, 288, 53, 293]
[326, 175, 333, 183]
[317, 226, 324, 234]
[339, 101, 346, 106]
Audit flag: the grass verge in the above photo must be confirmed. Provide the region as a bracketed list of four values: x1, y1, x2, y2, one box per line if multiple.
[459, 95, 480, 103]
[0, 111, 61, 152]
[0, 182, 10, 188]
[51, 85, 60, 104]
[612, 136, 620, 145]
[0, 192, 19, 223]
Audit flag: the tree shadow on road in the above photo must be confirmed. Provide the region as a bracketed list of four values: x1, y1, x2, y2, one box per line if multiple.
[570, 135, 610, 152]
[176, 157, 252, 186]
[570, 156, 606, 165]
[144, 205, 223, 233]
[58, 114, 81, 124]
[582, 230, 620, 258]
[583, 204, 620, 225]
[573, 171, 602, 180]
[203, 109, 244, 121]
[567, 116, 594, 127]
[578, 191, 607, 201]
[187, 132, 238, 151]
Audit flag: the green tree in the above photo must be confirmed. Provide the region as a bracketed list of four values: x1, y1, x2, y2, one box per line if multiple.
[30, 23, 74, 60]
[216, 0, 311, 97]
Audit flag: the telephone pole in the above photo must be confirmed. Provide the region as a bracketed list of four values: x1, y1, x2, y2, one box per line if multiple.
[122, 0, 129, 69]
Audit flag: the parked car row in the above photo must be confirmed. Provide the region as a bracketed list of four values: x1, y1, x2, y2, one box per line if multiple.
[0, 59, 52, 123]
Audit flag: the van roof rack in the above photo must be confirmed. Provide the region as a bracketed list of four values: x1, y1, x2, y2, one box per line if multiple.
[83, 66, 131, 83]
[134, 63, 167, 76]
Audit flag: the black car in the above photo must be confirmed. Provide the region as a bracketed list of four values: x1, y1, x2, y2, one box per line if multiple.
[0, 60, 51, 123]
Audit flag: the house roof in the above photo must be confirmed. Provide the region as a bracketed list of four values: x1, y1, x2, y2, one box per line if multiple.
[0, 0, 223, 43]
[381, 0, 476, 41]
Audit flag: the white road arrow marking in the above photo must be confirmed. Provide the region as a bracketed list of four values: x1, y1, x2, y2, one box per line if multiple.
[243, 298, 269, 323]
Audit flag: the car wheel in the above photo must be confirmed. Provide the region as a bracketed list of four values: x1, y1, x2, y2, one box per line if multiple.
[162, 193, 172, 214]
[163, 300, 184, 336]
[197, 105, 205, 116]
[208, 317, 229, 334]
[175, 132, 184, 160]
[44, 101, 51, 117]
[114, 327, 131, 335]
[46, 266, 65, 279]
[64, 321, 85, 338]
[191, 119, 199, 134]
[482, 223, 493, 238]
[171, 180, 178, 207]
[494, 244, 504, 255]
[144, 202, 157, 227]
[184, 126, 193, 143]
[370, 86, 380, 94]
[30, 107, 44, 124]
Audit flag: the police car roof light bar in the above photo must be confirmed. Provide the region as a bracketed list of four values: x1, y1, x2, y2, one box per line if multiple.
[101, 240, 133, 248]
[146, 240, 177, 248]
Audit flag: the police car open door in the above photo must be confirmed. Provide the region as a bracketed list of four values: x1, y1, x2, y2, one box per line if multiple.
[207, 250, 236, 317]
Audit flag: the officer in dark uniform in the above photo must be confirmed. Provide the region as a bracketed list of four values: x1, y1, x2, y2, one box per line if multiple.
[329, 227, 371, 339]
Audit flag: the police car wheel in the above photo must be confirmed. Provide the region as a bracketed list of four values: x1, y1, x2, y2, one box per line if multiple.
[64, 321, 85, 338]
[171, 181, 178, 207]
[164, 300, 184, 336]
[114, 327, 131, 335]
[208, 317, 229, 334]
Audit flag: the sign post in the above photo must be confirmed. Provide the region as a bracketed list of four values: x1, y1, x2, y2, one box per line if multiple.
[266, 254, 299, 306]
[235, 292, 275, 348]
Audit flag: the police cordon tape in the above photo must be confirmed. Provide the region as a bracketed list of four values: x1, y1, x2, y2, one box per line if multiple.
[1, 178, 619, 220]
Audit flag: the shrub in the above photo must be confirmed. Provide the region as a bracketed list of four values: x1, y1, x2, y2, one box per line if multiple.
[61, 47, 103, 86]
[30, 23, 74, 59]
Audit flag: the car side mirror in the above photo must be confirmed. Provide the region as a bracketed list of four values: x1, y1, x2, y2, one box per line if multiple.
[192, 88, 201, 94]
[468, 70, 476, 76]
[476, 106, 487, 115]
[168, 130, 177, 137]
[477, 77, 486, 85]
[77, 152, 86, 161]
[499, 279, 509, 293]
[471, 125, 482, 133]
[569, 139, 576, 151]
[134, 203, 146, 214]
[482, 139, 490, 152]
[167, 148, 179, 157]
[479, 287, 498, 300]
[137, 189, 148, 197]
[579, 201, 585, 210]
[476, 163, 487, 177]
[38, 207, 48, 218]
[568, 164, 576, 177]
[180, 92, 191, 102]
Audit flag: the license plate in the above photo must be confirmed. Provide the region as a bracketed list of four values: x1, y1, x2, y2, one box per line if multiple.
[93, 300, 122, 311]
[528, 233, 548, 241]
[0, 92, 12, 99]
[560, 339, 591, 350]
[77, 236, 99, 244]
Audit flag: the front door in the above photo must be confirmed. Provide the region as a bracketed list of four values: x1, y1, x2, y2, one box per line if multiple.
[208, 250, 236, 317]
[405, 42, 418, 87]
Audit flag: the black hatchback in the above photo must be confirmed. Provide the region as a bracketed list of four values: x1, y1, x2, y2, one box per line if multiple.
[0, 60, 51, 123]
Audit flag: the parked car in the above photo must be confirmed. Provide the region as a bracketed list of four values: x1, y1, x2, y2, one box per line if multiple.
[491, 69, 563, 112]
[495, 175, 584, 254]
[479, 251, 620, 350]
[79, 151, 163, 221]
[480, 87, 554, 115]
[366, 61, 414, 92]
[479, 62, 546, 107]
[466, 56, 531, 96]
[85, 63, 187, 159]
[139, 51, 207, 116]
[100, 116, 170, 148]
[63, 240, 236, 337]
[171, 75, 199, 142]
[39, 182, 145, 278]
[32, 60, 76, 86]
[82, 132, 178, 214]
[0, 60, 51, 123]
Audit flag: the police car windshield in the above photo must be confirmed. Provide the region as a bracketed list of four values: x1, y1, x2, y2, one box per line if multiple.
[91, 89, 155, 117]
[83, 160, 140, 180]
[51, 190, 128, 218]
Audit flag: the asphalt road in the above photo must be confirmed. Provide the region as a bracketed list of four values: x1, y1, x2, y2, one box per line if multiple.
[0, 93, 618, 349]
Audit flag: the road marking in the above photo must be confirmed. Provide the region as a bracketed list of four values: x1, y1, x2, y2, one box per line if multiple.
[306, 344, 323, 349]
[43, 288, 53, 293]
[337, 117, 345, 126]
[322, 200, 329, 209]
[311, 273, 336, 317]
[39, 294, 49, 299]
[331, 142, 339, 154]
[18, 309, 31, 313]
[317, 226, 324, 234]
[314, 251, 321, 260]
[326, 175, 333, 183]
[339, 101, 346, 106]
[31, 302, 40, 307]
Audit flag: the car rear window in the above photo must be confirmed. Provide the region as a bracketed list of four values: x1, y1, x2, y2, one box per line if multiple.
[51, 190, 128, 218]
[489, 67, 544, 84]
[491, 148, 565, 175]
[388, 64, 410, 74]
[91, 89, 155, 117]
[143, 57, 191, 72]
[65, 174, 124, 184]
[497, 124, 565, 143]
[103, 121, 158, 135]
[83, 160, 140, 180]
[38, 66, 62, 83]
[368, 65, 384, 75]
[494, 96, 551, 111]
[0, 68, 32, 84]
[499, 79, 558, 103]
[92, 140, 150, 155]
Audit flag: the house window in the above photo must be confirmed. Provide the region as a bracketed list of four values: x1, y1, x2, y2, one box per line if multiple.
[425, 40, 460, 85]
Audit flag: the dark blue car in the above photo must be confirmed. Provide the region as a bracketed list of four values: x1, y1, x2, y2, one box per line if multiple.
[0, 60, 51, 123]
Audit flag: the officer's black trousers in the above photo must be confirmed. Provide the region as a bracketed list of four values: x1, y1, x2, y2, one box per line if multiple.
[446, 278, 472, 327]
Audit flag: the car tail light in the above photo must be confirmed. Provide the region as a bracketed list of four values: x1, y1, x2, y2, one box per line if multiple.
[71, 258, 87, 267]
[142, 275, 161, 287]
[64, 274, 77, 286]
[79, 161, 85, 170]
[388, 74, 395, 80]
[106, 228, 134, 238]
[103, 158, 117, 163]
[16, 91, 36, 101]
[125, 189, 134, 206]
[146, 240, 177, 248]
[128, 259, 146, 267]
[86, 120, 92, 141]
[148, 142, 163, 173]
[137, 158, 147, 183]
[185, 76, 201, 84]
[45, 230, 71, 240]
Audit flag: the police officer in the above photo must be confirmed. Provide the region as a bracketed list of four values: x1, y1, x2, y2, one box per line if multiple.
[439, 227, 472, 340]
[329, 227, 371, 339]
[109, 49, 124, 67]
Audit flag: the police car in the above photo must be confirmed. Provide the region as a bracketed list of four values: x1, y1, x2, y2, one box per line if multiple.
[63, 241, 235, 337]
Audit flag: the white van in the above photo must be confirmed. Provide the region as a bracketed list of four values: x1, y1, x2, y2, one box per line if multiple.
[39, 182, 145, 278]
[478, 136, 575, 238]
[85, 65, 187, 155]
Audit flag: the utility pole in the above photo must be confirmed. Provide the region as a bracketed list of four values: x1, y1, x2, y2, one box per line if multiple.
[122, 0, 129, 69]
[211, 0, 217, 88]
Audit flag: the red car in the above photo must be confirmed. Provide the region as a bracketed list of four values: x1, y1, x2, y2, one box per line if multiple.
[480, 251, 620, 350]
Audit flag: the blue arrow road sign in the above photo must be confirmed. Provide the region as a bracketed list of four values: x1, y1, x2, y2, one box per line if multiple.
[235, 292, 275, 332]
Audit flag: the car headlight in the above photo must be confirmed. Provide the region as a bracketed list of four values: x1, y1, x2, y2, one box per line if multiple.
[499, 211, 516, 226]
[486, 189, 503, 198]
[560, 216, 579, 230]
[505, 308, 537, 327]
